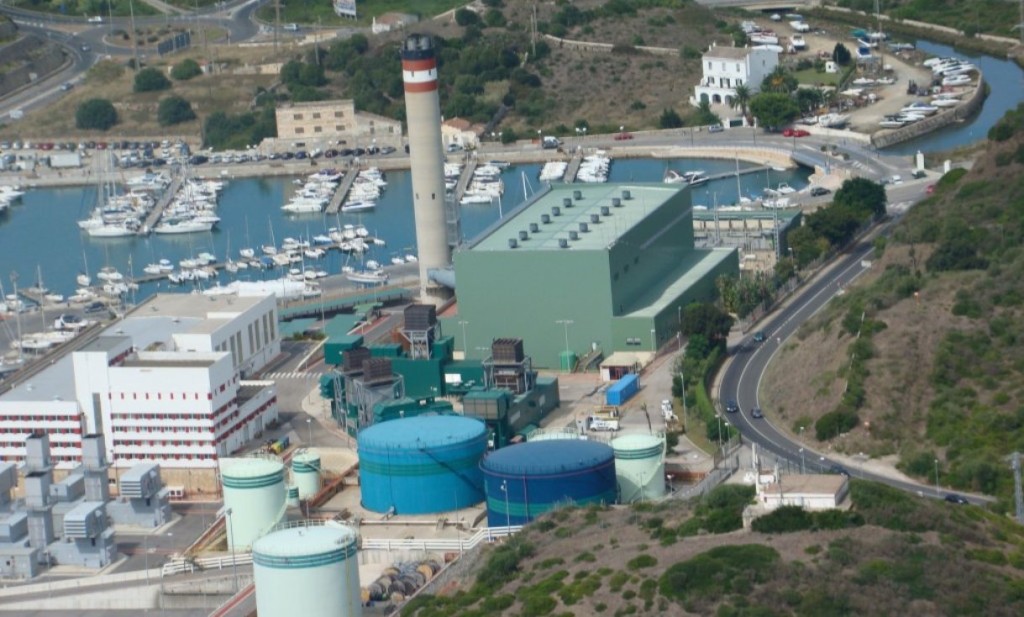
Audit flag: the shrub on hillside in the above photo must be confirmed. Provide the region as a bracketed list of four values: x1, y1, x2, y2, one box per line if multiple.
[134, 67, 171, 92]
[170, 58, 202, 81]
[157, 95, 196, 126]
[815, 409, 859, 441]
[75, 98, 118, 130]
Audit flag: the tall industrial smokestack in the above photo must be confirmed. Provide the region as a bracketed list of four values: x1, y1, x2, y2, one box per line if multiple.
[401, 34, 450, 303]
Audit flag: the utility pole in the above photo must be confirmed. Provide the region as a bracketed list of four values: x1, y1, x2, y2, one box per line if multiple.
[129, 0, 140, 71]
[1011, 452, 1024, 524]
[274, 0, 281, 53]
[531, 4, 538, 57]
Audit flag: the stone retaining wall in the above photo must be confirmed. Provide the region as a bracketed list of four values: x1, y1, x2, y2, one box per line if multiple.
[870, 77, 987, 148]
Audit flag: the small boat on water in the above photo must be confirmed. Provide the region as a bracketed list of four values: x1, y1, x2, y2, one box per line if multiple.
[341, 200, 376, 213]
[96, 266, 123, 283]
[664, 170, 708, 186]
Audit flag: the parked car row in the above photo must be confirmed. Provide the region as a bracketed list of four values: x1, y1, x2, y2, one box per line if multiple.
[0, 139, 187, 152]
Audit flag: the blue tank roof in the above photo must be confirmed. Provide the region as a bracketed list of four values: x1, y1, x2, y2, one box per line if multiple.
[358, 415, 487, 450]
[482, 440, 614, 476]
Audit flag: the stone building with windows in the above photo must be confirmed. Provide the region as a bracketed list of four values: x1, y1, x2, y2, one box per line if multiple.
[274, 100, 403, 149]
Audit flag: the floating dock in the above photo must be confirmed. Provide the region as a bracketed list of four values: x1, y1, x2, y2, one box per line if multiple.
[325, 167, 361, 215]
[138, 176, 184, 235]
[563, 151, 584, 183]
[452, 160, 478, 203]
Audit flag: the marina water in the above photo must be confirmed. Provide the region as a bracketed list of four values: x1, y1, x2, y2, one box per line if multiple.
[0, 158, 811, 302]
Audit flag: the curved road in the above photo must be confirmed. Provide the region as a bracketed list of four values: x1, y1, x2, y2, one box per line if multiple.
[716, 186, 991, 505]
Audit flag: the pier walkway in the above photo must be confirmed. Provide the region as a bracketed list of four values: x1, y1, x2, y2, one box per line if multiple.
[452, 159, 478, 204]
[325, 167, 360, 215]
[563, 150, 584, 183]
[704, 165, 772, 183]
[138, 176, 184, 235]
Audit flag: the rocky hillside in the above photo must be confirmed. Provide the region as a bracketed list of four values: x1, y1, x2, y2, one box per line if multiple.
[762, 104, 1024, 506]
[402, 481, 1024, 616]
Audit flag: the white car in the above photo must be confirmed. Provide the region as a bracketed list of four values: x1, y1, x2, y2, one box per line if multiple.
[87, 15, 103, 23]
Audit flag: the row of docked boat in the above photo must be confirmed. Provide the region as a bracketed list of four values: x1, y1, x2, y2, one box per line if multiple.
[152, 177, 226, 234]
[282, 168, 341, 214]
[576, 151, 611, 183]
[343, 167, 387, 213]
[460, 162, 507, 205]
[878, 95, 962, 129]
[0, 185, 25, 212]
[539, 161, 568, 182]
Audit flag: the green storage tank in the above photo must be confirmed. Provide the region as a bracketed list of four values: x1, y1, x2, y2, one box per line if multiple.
[559, 350, 578, 372]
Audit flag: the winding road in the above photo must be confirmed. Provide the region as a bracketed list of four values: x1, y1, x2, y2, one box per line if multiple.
[716, 182, 991, 505]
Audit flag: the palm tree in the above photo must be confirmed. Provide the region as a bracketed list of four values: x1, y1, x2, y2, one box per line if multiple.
[731, 84, 752, 123]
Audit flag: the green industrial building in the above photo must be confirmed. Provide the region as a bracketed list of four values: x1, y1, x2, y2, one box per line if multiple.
[451, 183, 739, 369]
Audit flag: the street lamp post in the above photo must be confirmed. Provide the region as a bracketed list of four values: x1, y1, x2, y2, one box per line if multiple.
[306, 417, 313, 446]
[555, 320, 573, 372]
[499, 480, 511, 531]
[650, 328, 656, 353]
[458, 320, 469, 355]
[799, 448, 805, 474]
[715, 414, 723, 456]
[226, 508, 239, 592]
[934, 459, 940, 497]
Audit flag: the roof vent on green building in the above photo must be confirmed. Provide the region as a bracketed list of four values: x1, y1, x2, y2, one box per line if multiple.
[622, 190, 632, 200]
[612, 197, 622, 207]
[541, 214, 551, 224]
[569, 231, 580, 241]
[529, 223, 540, 233]
[558, 238, 569, 249]
[562, 197, 573, 208]
[600, 206, 611, 216]
[519, 230, 529, 241]
[552, 206, 562, 216]
[508, 238, 519, 249]
[579, 222, 589, 233]
[590, 214, 600, 224]
[573, 190, 583, 200]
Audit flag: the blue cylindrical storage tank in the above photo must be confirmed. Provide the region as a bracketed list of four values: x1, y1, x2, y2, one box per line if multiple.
[481, 440, 617, 526]
[358, 416, 487, 514]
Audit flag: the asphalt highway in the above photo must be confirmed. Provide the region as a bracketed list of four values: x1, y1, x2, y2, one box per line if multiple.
[717, 182, 991, 505]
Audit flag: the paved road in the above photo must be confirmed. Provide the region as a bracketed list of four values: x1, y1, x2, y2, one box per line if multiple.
[716, 181, 991, 505]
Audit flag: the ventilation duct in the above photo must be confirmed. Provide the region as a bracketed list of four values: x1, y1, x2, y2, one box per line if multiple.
[590, 214, 600, 224]
[569, 231, 579, 241]
[508, 238, 518, 249]
[541, 214, 551, 224]
[518, 230, 529, 241]
[573, 190, 583, 200]
[600, 206, 611, 216]
[622, 190, 632, 200]
[562, 197, 573, 207]
[612, 197, 622, 207]
[552, 206, 561, 216]
[579, 222, 589, 233]
[529, 223, 540, 233]
[558, 238, 569, 249]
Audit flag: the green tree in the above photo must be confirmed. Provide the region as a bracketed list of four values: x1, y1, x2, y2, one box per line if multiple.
[748, 92, 799, 130]
[833, 177, 887, 219]
[730, 84, 752, 122]
[75, 98, 118, 130]
[658, 107, 683, 129]
[759, 66, 798, 94]
[455, 7, 481, 27]
[833, 42, 852, 66]
[680, 303, 733, 344]
[795, 87, 825, 114]
[157, 95, 196, 126]
[170, 58, 202, 81]
[133, 67, 171, 93]
[694, 100, 721, 125]
[484, 8, 506, 27]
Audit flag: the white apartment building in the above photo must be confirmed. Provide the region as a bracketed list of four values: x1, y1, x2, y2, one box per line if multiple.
[0, 294, 280, 470]
[691, 44, 779, 110]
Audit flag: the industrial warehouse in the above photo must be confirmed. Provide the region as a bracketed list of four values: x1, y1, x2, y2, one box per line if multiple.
[450, 183, 739, 369]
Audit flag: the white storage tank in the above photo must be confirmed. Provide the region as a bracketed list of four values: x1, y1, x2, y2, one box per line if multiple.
[611, 433, 666, 503]
[286, 485, 300, 508]
[253, 521, 361, 617]
[220, 458, 286, 550]
[292, 449, 322, 500]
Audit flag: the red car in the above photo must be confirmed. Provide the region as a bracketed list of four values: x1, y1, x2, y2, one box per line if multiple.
[926, 184, 935, 194]
[614, 132, 633, 141]
[783, 128, 811, 138]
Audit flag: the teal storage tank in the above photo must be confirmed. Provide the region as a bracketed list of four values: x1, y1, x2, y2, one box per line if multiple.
[292, 449, 322, 500]
[358, 416, 487, 514]
[253, 521, 361, 617]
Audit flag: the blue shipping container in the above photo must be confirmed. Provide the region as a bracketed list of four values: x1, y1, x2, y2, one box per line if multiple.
[606, 374, 639, 406]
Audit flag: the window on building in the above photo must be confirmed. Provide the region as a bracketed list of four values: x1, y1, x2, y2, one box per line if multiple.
[334, 111, 344, 118]
[293, 113, 303, 120]
[736, 63, 740, 72]
[312, 112, 321, 119]
[335, 125, 344, 131]
[314, 126, 322, 133]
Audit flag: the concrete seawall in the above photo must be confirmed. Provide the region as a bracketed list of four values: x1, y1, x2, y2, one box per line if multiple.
[870, 77, 987, 149]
